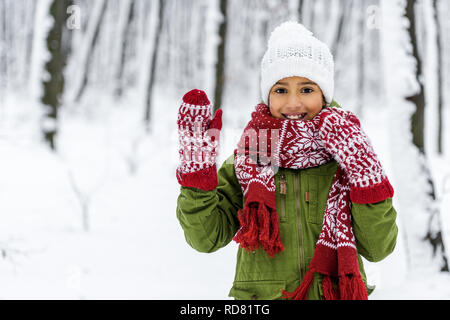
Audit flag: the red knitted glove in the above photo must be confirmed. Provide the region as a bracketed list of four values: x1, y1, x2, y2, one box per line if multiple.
[176, 89, 223, 191]
[318, 107, 394, 204]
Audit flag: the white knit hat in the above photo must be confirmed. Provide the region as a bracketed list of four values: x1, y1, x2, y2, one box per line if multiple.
[260, 21, 335, 106]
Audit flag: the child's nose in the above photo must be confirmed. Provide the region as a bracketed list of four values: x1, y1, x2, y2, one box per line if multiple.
[287, 92, 302, 107]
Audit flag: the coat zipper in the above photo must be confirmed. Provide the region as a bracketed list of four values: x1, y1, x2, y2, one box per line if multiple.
[294, 172, 304, 279]
[279, 173, 287, 220]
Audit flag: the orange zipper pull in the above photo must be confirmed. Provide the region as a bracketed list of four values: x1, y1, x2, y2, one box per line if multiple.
[305, 192, 310, 202]
[279, 174, 287, 195]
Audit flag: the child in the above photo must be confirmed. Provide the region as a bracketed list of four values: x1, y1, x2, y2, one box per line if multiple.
[176, 21, 397, 300]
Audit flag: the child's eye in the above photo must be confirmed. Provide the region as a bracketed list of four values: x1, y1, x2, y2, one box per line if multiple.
[274, 88, 287, 94]
[274, 87, 314, 94]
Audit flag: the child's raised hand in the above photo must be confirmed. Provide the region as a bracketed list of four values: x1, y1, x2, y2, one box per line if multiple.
[176, 89, 223, 191]
[318, 107, 394, 204]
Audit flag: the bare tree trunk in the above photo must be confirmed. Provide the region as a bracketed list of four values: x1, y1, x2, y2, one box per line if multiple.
[144, 0, 165, 131]
[405, 0, 448, 272]
[356, 0, 366, 117]
[405, 0, 425, 153]
[331, 0, 354, 60]
[114, 0, 135, 98]
[310, 1, 316, 31]
[41, 0, 73, 150]
[0, 0, 7, 86]
[24, 0, 37, 86]
[73, 0, 107, 103]
[213, 0, 228, 112]
[298, 0, 304, 21]
[433, 0, 444, 154]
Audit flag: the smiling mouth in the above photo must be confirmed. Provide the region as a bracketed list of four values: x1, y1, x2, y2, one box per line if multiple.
[282, 113, 308, 120]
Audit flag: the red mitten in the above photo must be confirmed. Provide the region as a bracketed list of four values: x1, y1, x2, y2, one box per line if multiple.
[318, 107, 394, 204]
[176, 89, 223, 191]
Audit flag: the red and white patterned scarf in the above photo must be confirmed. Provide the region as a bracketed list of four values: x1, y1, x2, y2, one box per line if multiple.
[233, 103, 371, 300]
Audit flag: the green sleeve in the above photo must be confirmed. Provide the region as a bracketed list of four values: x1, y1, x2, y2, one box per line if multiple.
[176, 154, 243, 253]
[352, 198, 398, 262]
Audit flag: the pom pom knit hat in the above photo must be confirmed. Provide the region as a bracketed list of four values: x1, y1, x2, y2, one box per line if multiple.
[260, 21, 335, 106]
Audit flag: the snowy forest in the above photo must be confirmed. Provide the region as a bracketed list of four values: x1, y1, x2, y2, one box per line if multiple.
[1, 0, 450, 299]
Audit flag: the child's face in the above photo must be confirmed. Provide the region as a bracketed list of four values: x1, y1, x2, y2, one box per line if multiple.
[268, 76, 326, 121]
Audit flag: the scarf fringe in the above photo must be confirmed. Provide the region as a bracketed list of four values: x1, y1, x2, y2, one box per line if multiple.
[339, 274, 368, 300]
[281, 272, 368, 300]
[233, 201, 284, 258]
[262, 205, 284, 257]
[322, 275, 339, 300]
[281, 269, 314, 300]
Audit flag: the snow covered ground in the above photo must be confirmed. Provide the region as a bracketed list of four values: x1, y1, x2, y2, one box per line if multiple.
[360, 105, 450, 300]
[0, 90, 450, 300]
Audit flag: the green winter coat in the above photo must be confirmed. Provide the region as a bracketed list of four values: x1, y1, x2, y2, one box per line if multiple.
[176, 109, 398, 301]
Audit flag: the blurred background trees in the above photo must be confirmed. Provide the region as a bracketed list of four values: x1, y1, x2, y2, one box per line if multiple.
[1, 0, 449, 275]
